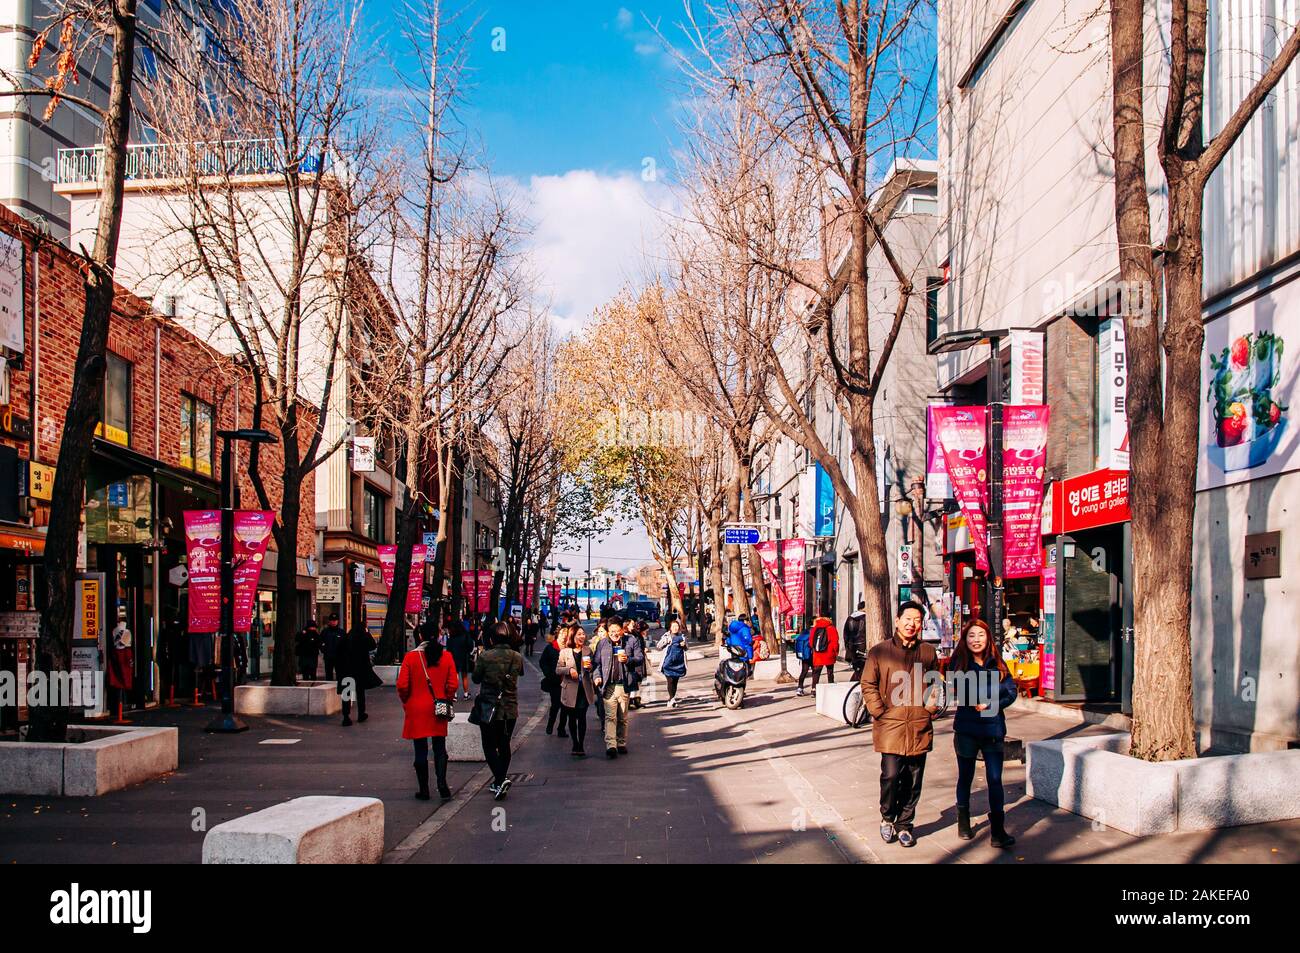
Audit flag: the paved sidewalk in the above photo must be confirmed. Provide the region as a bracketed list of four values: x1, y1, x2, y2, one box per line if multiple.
[411, 647, 1300, 864]
[0, 679, 485, 864]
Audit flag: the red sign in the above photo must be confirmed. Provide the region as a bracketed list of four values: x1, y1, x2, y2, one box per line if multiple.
[755, 541, 793, 615]
[461, 569, 493, 615]
[781, 539, 806, 618]
[1059, 469, 1131, 532]
[184, 510, 222, 633]
[379, 544, 428, 614]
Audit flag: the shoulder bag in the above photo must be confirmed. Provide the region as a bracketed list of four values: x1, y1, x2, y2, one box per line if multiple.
[418, 652, 455, 721]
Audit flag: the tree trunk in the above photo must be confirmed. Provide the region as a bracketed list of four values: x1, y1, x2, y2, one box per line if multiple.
[736, 453, 778, 654]
[29, 3, 138, 743]
[271, 484, 300, 686]
[707, 512, 726, 645]
[724, 471, 750, 622]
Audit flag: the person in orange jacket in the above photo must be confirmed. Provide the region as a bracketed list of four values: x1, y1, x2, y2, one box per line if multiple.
[807, 614, 839, 692]
[396, 625, 459, 801]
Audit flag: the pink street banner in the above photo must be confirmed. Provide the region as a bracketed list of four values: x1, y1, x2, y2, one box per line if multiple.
[232, 511, 274, 632]
[781, 538, 806, 619]
[461, 569, 493, 615]
[521, 582, 536, 609]
[546, 582, 561, 609]
[379, 544, 428, 614]
[184, 510, 222, 633]
[1002, 406, 1051, 577]
[754, 541, 794, 615]
[932, 406, 990, 571]
[925, 405, 953, 498]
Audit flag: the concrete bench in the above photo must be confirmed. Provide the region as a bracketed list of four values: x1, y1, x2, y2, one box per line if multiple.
[202, 795, 384, 863]
[235, 681, 341, 716]
[815, 681, 856, 720]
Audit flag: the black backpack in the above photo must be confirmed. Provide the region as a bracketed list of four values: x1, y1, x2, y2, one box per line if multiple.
[813, 625, 829, 654]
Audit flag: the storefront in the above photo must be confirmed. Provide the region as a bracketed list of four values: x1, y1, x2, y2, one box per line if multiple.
[0, 526, 43, 730]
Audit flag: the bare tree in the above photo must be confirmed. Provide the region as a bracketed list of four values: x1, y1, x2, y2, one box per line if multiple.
[1109, 2, 1300, 760]
[677, 0, 931, 648]
[4, 1, 140, 741]
[143, 0, 381, 684]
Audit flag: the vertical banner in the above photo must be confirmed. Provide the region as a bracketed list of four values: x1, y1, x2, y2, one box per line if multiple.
[754, 541, 793, 614]
[183, 510, 222, 633]
[1097, 318, 1130, 470]
[781, 538, 806, 618]
[232, 511, 274, 632]
[1002, 406, 1051, 577]
[461, 569, 492, 615]
[546, 582, 561, 608]
[379, 544, 428, 613]
[931, 406, 990, 570]
[925, 405, 954, 498]
[520, 582, 535, 609]
[814, 463, 835, 537]
[1041, 562, 1057, 693]
[1009, 329, 1046, 404]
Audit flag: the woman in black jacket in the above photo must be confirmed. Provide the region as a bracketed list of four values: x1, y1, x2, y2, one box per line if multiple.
[447, 616, 476, 700]
[539, 628, 565, 736]
[337, 623, 383, 727]
[948, 619, 1018, 847]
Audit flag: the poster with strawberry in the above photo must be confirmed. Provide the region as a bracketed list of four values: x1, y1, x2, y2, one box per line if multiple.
[1198, 279, 1297, 490]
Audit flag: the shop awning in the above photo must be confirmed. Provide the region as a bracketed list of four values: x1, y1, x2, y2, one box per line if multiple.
[0, 524, 47, 554]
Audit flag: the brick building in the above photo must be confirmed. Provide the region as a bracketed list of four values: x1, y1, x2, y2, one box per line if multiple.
[0, 204, 317, 720]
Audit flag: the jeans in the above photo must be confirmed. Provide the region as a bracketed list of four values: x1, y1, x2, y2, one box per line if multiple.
[879, 753, 927, 830]
[479, 718, 517, 784]
[413, 737, 449, 790]
[955, 734, 1006, 816]
[602, 683, 629, 750]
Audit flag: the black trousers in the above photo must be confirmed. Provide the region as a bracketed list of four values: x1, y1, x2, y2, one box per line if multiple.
[880, 753, 927, 830]
[299, 659, 317, 680]
[413, 737, 449, 789]
[665, 676, 679, 700]
[480, 718, 518, 784]
[341, 686, 366, 721]
[547, 685, 564, 732]
[797, 660, 835, 690]
[564, 698, 589, 750]
[323, 659, 336, 681]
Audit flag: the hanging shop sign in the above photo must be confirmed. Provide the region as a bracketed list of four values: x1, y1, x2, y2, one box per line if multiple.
[1002, 405, 1051, 577]
[27, 461, 54, 501]
[814, 462, 835, 537]
[1243, 531, 1281, 580]
[352, 436, 375, 472]
[898, 544, 914, 586]
[1097, 319, 1130, 471]
[0, 232, 23, 355]
[379, 544, 428, 614]
[1059, 468, 1130, 533]
[931, 406, 990, 571]
[316, 574, 342, 603]
[1009, 329, 1045, 404]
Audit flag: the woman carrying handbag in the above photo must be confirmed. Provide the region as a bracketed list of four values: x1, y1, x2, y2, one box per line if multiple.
[557, 623, 596, 756]
[396, 626, 459, 800]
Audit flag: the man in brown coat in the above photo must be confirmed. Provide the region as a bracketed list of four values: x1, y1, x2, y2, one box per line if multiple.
[862, 603, 938, 847]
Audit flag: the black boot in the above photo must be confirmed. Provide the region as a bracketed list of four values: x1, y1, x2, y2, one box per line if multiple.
[414, 762, 430, 800]
[989, 811, 1016, 848]
[957, 807, 973, 841]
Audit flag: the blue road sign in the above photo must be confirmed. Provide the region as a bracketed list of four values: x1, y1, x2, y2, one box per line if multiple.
[724, 527, 761, 546]
[107, 482, 129, 507]
[422, 532, 438, 548]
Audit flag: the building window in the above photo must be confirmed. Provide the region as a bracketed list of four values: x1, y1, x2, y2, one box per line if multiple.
[363, 486, 386, 543]
[180, 394, 214, 476]
[926, 276, 944, 347]
[98, 352, 132, 447]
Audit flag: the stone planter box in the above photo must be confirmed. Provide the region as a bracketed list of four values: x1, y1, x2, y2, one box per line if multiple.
[815, 681, 855, 720]
[373, 665, 400, 686]
[235, 681, 341, 717]
[0, 725, 178, 797]
[753, 659, 797, 681]
[203, 796, 384, 864]
[1027, 732, 1300, 835]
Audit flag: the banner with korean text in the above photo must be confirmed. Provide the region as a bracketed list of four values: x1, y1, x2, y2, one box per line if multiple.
[379, 544, 427, 613]
[931, 406, 990, 571]
[1002, 406, 1050, 577]
[754, 541, 793, 615]
[232, 511, 274, 631]
[184, 511, 221, 633]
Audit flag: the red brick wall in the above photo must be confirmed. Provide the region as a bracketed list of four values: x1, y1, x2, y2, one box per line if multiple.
[0, 205, 317, 560]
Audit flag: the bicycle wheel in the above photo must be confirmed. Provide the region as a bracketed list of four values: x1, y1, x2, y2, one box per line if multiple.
[842, 683, 869, 728]
[932, 678, 951, 718]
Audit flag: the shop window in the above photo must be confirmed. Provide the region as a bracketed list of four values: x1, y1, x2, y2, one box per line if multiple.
[97, 352, 132, 447]
[180, 394, 214, 476]
[926, 276, 943, 347]
[363, 485, 386, 543]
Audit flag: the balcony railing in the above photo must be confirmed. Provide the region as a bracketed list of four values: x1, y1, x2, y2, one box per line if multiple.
[56, 139, 327, 185]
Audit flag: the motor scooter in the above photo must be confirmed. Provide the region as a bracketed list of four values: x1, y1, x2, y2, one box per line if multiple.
[714, 643, 750, 710]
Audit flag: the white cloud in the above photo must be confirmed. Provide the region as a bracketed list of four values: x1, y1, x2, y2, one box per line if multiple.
[515, 168, 675, 337]
[615, 7, 634, 31]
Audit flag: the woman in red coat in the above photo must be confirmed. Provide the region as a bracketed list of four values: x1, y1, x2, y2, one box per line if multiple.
[396, 628, 459, 800]
[810, 615, 840, 690]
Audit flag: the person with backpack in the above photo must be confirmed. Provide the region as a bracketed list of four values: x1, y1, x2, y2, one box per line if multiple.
[843, 601, 868, 680]
[471, 623, 524, 799]
[447, 615, 475, 700]
[949, 619, 1018, 848]
[799, 614, 838, 695]
[396, 624, 458, 800]
[627, 620, 650, 710]
[655, 618, 688, 708]
[793, 627, 814, 696]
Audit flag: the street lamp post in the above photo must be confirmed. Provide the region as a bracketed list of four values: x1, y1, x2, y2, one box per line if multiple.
[206, 427, 275, 734]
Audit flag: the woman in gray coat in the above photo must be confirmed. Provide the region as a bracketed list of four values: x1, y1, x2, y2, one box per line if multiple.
[556, 624, 596, 756]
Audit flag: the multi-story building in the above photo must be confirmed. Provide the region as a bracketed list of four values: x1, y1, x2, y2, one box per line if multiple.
[937, 0, 1300, 750]
[761, 159, 941, 630]
[0, 203, 316, 722]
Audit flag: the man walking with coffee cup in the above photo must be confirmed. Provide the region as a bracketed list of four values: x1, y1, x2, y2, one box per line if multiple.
[590, 617, 643, 759]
